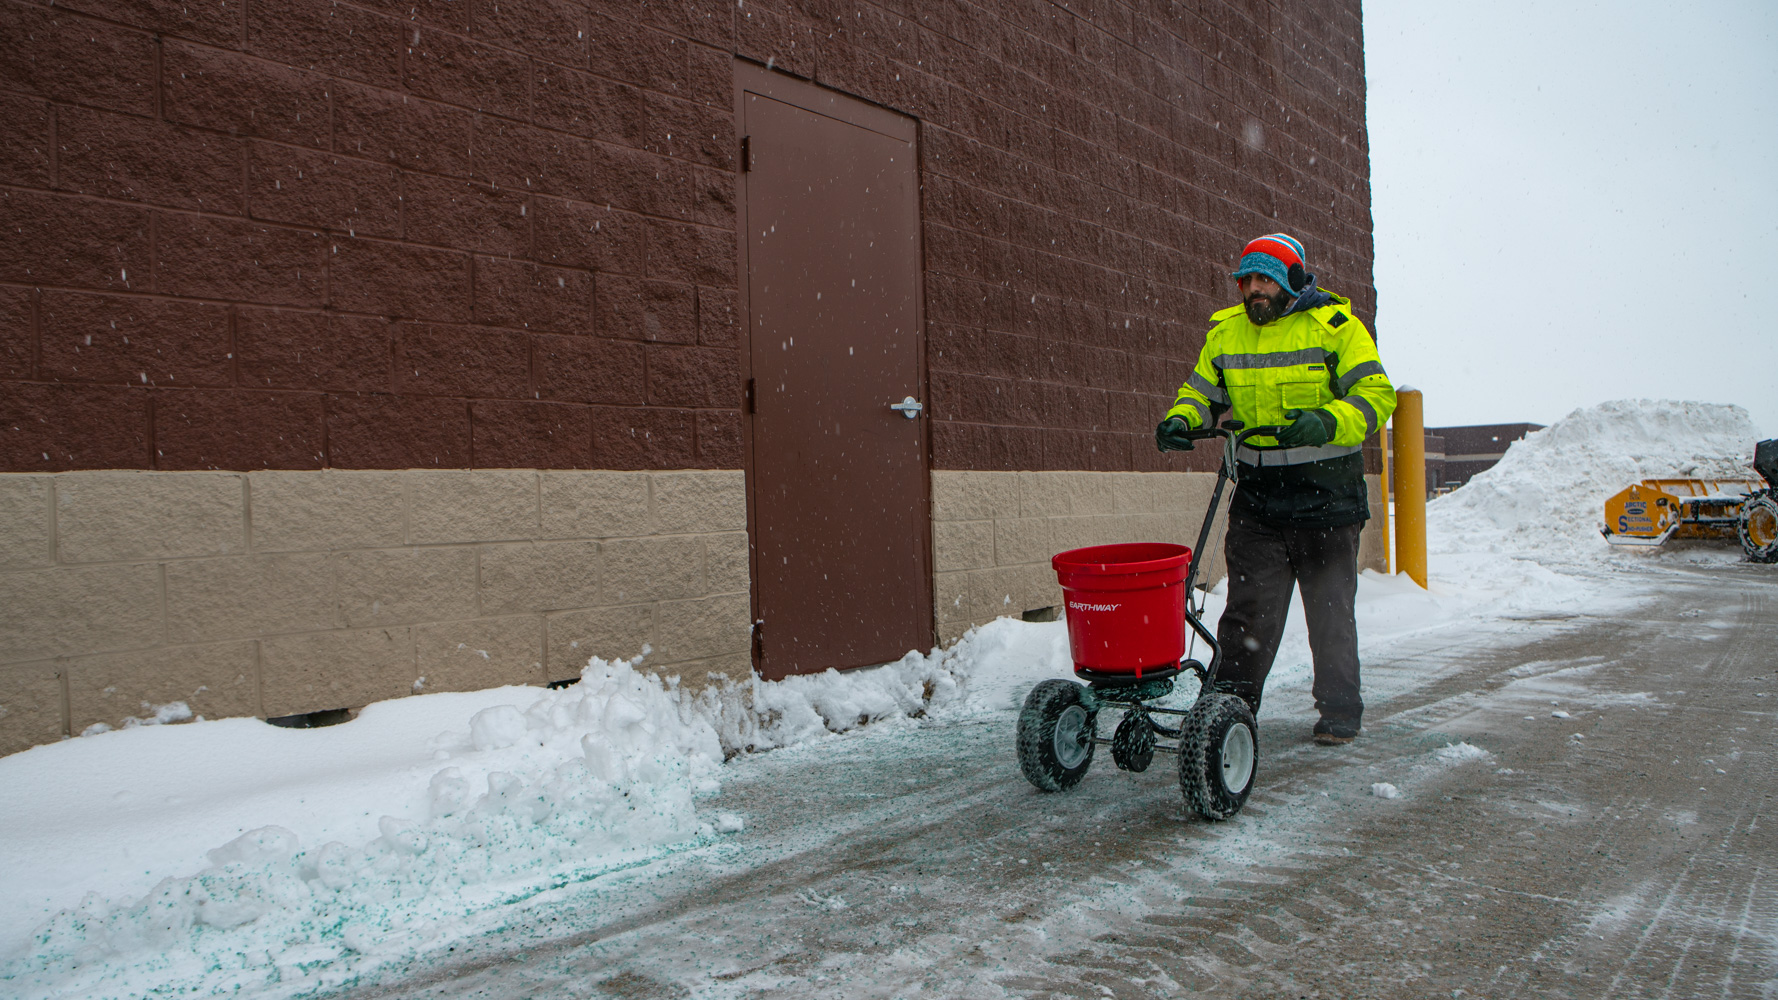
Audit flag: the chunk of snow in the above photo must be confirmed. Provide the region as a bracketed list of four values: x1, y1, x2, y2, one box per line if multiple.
[82, 702, 194, 737]
[205, 826, 300, 868]
[1370, 782, 1401, 799]
[1434, 741, 1491, 763]
[468, 704, 530, 751]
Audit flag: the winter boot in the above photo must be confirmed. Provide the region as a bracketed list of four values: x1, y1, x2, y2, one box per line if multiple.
[1312, 716, 1360, 745]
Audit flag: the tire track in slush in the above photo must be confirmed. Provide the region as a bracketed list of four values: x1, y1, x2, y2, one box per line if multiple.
[1488, 582, 1777, 1000]
[1012, 570, 1777, 999]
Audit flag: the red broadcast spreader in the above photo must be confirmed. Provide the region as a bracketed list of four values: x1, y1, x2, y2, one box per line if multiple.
[1051, 542, 1191, 679]
[1015, 420, 1288, 821]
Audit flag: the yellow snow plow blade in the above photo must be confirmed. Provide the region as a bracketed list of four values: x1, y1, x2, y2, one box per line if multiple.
[1601, 478, 1761, 547]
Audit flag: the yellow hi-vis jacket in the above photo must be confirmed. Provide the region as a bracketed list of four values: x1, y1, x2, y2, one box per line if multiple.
[1166, 290, 1396, 466]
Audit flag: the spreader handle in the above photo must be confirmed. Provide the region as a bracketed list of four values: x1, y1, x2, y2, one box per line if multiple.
[1181, 423, 1288, 444]
[1234, 425, 1288, 444]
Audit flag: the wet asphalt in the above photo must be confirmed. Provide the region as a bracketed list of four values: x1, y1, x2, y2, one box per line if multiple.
[345, 560, 1778, 999]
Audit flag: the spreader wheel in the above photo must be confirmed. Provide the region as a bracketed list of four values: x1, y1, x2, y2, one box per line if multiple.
[1179, 693, 1258, 820]
[1111, 709, 1156, 772]
[1739, 492, 1778, 563]
[1017, 680, 1097, 791]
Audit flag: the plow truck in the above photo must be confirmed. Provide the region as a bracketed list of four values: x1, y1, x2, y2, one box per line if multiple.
[1601, 439, 1778, 562]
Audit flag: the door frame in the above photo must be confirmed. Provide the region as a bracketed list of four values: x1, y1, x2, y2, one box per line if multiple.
[731, 59, 935, 674]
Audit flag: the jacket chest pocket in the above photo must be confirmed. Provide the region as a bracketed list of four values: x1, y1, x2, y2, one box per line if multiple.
[1224, 380, 1257, 420]
[1278, 378, 1325, 410]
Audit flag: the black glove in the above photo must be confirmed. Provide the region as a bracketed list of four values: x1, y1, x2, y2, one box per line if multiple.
[1275, 408, 1335, 448]
[1155, 417, 1196, 452]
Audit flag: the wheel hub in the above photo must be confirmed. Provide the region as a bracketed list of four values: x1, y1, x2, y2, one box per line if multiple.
[1053, 704, 1091, 769]
[1749, 505, 1777, 548]
[1220, 723, 1255, 794]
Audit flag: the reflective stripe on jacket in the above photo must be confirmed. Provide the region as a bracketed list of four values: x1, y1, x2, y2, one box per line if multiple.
[1165, 291, 1397, 458]
[1165, 290, 1397, 527]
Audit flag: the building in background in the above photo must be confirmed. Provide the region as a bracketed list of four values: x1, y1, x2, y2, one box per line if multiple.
[0, 1, 1380, 754]
[1429, 423, 1545, 489]
[1422, 431, 1446, 494]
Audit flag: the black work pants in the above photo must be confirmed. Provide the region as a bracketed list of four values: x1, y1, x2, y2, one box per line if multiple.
[1212, 513, 1363, 723]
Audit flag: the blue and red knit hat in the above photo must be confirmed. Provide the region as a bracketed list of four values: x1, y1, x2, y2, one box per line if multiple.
[1229, 233, 1307, 295]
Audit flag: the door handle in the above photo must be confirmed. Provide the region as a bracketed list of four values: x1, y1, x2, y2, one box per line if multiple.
[889, 396, 923, 418]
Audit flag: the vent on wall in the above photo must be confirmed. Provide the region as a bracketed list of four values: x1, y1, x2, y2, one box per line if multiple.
[265, 707, 356, 729]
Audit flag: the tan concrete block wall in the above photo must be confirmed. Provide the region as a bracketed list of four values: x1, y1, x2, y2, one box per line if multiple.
[0, 469, 751, 756]
[1359, 474, 1390, 575]
[0, 477, 53, 570]
[931, 471, 1389, 644]
[2, 467, 1391, 755]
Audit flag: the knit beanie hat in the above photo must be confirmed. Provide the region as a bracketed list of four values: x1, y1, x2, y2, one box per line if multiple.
[1229, 233, 1307, 295]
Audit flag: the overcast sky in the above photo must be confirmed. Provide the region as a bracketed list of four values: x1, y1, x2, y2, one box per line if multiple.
[1364, 0, 1777, 436]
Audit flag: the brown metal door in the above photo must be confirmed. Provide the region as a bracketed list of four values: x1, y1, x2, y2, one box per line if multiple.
[736, 65, 930, 680]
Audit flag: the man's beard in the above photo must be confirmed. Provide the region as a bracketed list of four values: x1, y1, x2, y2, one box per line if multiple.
[1243, 288, 1293, 325]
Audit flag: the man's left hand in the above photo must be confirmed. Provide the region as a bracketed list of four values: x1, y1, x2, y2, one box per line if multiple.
[1276, 408, 1335, 448]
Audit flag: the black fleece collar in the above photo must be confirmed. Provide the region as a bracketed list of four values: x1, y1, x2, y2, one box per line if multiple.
[1279, 276, 1332, 317]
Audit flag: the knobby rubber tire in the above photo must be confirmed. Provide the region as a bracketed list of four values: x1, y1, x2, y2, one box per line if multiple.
[1179, 692, 1258, 820]
[1739, 492, 1778, 563]
[1111, 709, 1156, 772]
[1016, 679, 1097, 791]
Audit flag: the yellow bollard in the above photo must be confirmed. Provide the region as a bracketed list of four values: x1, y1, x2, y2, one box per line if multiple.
[1392, 387, 1427, 588]
[1377, 418, 1393, 576]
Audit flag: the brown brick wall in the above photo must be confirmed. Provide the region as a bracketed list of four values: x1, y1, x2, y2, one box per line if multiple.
[0, 0, 1371, 476]
[884, 1, 1376, 473]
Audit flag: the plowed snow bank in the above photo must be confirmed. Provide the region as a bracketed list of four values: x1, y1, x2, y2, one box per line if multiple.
[1429, 399, 1762, 563]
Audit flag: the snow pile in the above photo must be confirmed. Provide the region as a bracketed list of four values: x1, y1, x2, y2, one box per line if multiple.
[0, 626, 1083, 1000]
[4, 658, 726, 999]
[1405, 399, 1763, 621]
[79, 700, 193, 737]
[683, 612, 1074, 756]
[930, 613, 1074, 714]
[1428, 399, 1761, 564]
[694, 650, 964, 755]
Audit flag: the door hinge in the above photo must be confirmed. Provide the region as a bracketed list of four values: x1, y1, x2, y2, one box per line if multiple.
[744, 377, 756, 414]
[751, 619, 764, 662]
[740, 135, 751, 172]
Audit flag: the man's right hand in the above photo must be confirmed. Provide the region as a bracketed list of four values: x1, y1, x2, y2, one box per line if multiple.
[1155, 417, 1196, 452]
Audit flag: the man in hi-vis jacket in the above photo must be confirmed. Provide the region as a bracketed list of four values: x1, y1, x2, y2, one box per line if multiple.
[1156, 234, 1396, 744]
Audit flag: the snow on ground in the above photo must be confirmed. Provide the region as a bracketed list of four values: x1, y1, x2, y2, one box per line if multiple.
[0, 398, 1761, 999]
